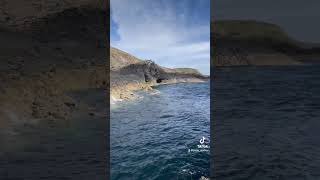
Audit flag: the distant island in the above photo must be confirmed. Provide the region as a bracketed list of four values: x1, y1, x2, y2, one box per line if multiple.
[110, 47, 209, 102]
[212, 20, 320, 66]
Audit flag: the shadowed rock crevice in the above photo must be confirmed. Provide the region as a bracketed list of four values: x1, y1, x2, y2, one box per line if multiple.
[156, 78, 164, 83]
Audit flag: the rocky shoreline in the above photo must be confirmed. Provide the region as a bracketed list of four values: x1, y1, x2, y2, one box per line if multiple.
[110, 47, 209, 103]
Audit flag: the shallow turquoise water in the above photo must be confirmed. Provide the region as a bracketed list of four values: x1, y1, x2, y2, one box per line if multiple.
[111, 82, 210, 180]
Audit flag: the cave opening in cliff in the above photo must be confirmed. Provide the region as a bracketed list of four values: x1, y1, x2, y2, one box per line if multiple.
[144, 74, 151, 83]
[157, 79, 163, 83]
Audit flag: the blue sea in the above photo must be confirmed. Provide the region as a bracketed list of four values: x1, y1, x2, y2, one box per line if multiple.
[111, 81, 210, 180]
[213, 66, 320, 180]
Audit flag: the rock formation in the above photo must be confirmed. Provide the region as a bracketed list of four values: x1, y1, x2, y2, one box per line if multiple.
[212, 20, 320, 67]
[110, 47, 209, 102]
[0, 1, 107, 128]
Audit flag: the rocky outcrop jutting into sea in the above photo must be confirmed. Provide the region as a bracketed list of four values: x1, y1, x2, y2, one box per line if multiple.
[110, 47, 209, 102]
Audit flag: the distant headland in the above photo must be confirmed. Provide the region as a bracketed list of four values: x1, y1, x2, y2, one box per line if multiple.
[212, 20, 320, 67]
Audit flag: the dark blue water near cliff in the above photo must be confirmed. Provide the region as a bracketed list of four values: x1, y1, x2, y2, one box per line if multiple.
[111, 82, 210, 180]
[213, 66, 320, 180]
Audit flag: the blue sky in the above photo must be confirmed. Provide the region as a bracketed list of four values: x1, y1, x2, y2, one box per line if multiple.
[110, 0, 210, 75]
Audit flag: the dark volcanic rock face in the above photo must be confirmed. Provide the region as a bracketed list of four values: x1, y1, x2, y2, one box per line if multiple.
[111, 60, 163, 92]
[118, 60, 166, 83]
[141, 60, 162, 82]
[113, 59, 207, 88]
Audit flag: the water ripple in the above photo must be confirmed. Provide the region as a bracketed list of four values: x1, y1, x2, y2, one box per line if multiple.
[213, 66, 320, 180]
[111, 82, 210, 180]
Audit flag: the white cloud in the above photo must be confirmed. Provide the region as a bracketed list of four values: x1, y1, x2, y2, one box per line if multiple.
[111, 0, 210, 75]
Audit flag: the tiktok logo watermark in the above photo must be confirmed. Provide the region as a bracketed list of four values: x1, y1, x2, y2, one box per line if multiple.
[188, 136, 210, 153]
[200, 136, 209, 144]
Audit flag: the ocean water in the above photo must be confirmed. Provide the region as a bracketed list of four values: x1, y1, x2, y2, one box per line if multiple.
[0, 88, 107, 180]
[111, 82, 210, 180]
[213, 66, 320, 180]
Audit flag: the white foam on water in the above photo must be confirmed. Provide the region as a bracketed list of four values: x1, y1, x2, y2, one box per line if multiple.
[149, 89, 161, 95]
[110, 96, 123, 104]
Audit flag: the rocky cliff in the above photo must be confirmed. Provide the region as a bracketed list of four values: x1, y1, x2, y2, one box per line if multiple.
[0, 0, 105, 30]
[110, 47, 208, 102]
[212, 20, 320, 67]
[0, 1, 107, 128]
